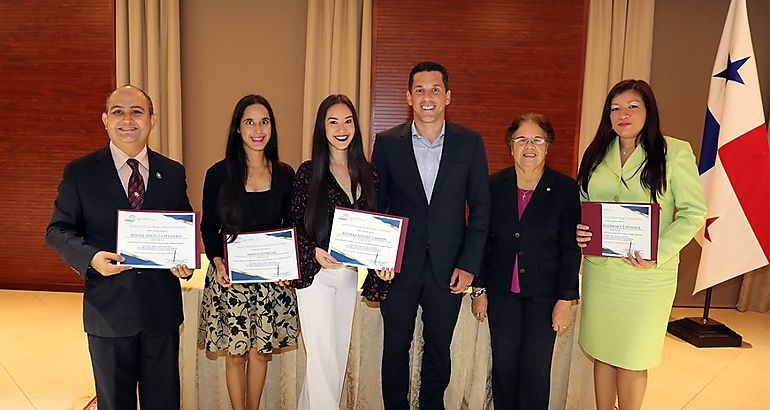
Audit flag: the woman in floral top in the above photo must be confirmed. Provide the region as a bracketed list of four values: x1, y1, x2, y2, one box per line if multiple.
[289, 94, 391, 409]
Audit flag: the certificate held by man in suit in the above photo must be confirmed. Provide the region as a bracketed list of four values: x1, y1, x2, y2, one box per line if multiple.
[581, 202, 660, 260]
[116, 209, 201, 269]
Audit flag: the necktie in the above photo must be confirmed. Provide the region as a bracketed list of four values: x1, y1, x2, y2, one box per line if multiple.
[126, 158, 145, 210]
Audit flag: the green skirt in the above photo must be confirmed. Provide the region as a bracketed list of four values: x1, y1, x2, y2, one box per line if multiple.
[579, 257, 677, 370]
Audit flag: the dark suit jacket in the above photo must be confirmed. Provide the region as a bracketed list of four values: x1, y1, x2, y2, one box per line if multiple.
[46, 146, 192, 337]
[473, 166, 580, 300]
[372, 121, 490, 289]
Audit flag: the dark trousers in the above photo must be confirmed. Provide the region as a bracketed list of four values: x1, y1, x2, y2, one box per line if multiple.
[487, 292, 557, 410]
[87, 330, 180, 410]
[380, 260, 463, 410]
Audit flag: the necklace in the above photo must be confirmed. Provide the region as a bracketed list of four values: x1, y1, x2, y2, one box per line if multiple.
[518, 187, 534, 201]
[621, 145, 636, 157]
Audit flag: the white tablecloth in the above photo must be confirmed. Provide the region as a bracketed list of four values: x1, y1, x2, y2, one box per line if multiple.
[179, 272, 595, 409]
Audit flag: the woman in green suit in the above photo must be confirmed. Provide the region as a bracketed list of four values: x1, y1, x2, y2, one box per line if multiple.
[575, 79, 706, 410]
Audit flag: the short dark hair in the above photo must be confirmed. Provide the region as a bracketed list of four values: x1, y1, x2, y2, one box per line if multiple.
[408, 61, 449, 91]
[505, 113, 555, 149]
[105, 85, 154, 115]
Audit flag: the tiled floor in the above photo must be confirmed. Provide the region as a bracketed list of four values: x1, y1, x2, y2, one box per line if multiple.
[0, 290, 768, 409]
[0, 291, 93, 410]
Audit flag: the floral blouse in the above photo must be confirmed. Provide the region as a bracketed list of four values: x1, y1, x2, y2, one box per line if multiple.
[288, 160, 390, 301]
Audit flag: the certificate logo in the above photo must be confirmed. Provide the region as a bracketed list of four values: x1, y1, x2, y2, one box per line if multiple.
[125, 214, 137, 222]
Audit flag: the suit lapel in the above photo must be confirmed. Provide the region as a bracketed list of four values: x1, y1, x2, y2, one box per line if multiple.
[500, 168, 519, 221]
[602, 137, 622, 178]
[94, 147, 131, 209]
[520, 167, 556, 222]
[143, 149, 168, 210]
[431, 123, 458, 200]
[399, 123, 429, 206]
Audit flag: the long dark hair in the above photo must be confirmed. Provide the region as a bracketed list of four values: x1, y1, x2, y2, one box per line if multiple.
[304, 94, 376, 244]
[219, 95, 280, 238]
[576, 79, 667, 203]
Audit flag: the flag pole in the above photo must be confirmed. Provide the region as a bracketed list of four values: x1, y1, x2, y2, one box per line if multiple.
[667, 286, 742, 348]
[702, 287, 712, 323]
[668, 0, 767, 348]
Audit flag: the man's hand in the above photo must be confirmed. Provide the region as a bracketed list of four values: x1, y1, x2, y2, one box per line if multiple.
[90, 251, 132, 276]
[213, 257, 230, 287]
[449, 268, 473, 294]
[170, 264, 193, 279]
[315, 248, 344, 269]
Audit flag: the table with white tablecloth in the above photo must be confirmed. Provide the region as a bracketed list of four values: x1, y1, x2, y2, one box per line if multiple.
[179, 272, 595, 409]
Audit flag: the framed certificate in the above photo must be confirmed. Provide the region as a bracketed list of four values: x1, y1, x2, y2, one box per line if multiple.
[328, 207, 409, 272]
[225, 228, 300, 283]
[581, 202, 660, 259]
[116, 210, 201, 269]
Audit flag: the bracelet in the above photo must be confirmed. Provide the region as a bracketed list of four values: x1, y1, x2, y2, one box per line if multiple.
[470, 288, 486, 299]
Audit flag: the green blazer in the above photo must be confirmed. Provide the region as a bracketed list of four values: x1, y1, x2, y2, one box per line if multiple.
[581, 136, 707, 271]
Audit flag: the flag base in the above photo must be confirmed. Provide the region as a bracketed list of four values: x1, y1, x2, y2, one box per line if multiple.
[667, 317, 742, 348]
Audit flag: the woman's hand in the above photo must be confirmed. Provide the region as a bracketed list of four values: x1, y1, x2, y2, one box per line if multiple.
[213, 257, 230, 287]
[471, 291, 488, 322]
[621, 250, 656, 269]
[315, 247, 344, 269]
[552, 299, 572, 332]
[377, 267, 395, 281]
[576, 224, 592, 248]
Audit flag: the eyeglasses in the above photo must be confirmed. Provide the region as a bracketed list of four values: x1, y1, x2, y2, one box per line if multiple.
[512, 136, 547, 146]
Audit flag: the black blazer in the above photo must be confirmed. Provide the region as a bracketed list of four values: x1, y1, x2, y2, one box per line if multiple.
[474, 166, 580, 300]
[46, 146, 193, 337]
[372, 121, 491, 289]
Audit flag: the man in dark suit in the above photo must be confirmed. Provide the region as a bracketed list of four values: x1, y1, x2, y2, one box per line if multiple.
[372, 61, 491, 409]
[46, 85, 193, 410]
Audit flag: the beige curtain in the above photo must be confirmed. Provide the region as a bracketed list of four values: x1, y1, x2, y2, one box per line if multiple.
[738, 266, 770, 313]
[116, 0, 184, 162]
[301, 0, 372, 160]
[578, 0, 656, 160]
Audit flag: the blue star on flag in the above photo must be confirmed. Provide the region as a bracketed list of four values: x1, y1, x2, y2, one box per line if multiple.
[714, 54, 750, 84]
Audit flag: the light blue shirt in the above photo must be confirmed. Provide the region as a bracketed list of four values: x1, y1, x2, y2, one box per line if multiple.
[411, 121, 445, 203]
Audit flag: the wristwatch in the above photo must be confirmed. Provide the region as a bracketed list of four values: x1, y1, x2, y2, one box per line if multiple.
[470, 287, 486, 299]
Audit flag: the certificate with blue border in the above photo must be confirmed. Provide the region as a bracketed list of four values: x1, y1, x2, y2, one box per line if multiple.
[225, 228, 300, 283]
[328, 207, 409, 272]
[116, 210, 201, 269]
[580, 202, 660, 260]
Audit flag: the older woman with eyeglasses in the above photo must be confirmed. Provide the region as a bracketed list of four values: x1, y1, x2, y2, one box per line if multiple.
[471, 113, 582, 409]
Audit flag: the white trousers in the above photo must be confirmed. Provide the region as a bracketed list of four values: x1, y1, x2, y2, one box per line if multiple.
[296, 267, 358, 410]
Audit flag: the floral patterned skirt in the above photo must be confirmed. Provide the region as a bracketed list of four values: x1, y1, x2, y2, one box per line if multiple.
[197, 264, 299, 355]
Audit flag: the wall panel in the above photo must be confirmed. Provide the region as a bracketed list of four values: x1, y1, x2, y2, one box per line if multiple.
[372, 0, 589, 176]
[0, 1, 115, 291]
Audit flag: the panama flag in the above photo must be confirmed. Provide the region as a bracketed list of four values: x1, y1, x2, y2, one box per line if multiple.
[693, 0, 770, 294]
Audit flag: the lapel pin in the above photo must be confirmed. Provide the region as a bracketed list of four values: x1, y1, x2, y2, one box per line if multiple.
[156, 172, 162, 179]
[546, 187, 551, 192]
